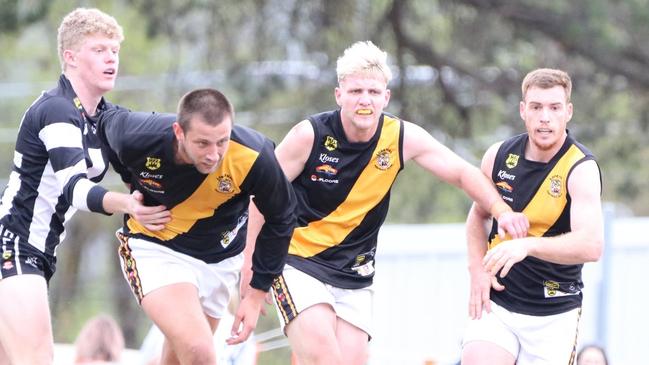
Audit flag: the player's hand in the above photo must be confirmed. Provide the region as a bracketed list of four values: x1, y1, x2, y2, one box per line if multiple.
[496, 211, 529, 240]
[482, 239, 530, 278]
[468, 267, 505, 319]
[227, 287, 266, 345]
[127, 190, 171, 231]
[468, 265, 491, 319]
[239, 269, 270, 316]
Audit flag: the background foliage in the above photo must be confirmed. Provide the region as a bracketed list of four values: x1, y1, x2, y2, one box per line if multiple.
[1, 0, 647, 360]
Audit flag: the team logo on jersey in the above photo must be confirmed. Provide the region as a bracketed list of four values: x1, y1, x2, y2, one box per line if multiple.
[139, 179, 163, 189]
[315, 164, 338, 176]
[25, 256, 39, 268]
[351, 252, 375, 277]
[544, 280, 560, 296]
[220, 232, 232, 248]
[318, 153, 340, 164]
[138, 178, 164, 194]
[2, 261, 13, 270]
[374, 149, 392, 170]
[145, 157, 161, 170]
[543, 280, 580, 298]
[505, 153, 519, 169]
[2, 250, 12, 260]
[497, 170, 516, 181]
[548, 175, 563, 198]
[496, 181, 513, 193]
[324, 135, 338, 151]
[220, 215, 247, 248]
[216, 174, 234, 193]
[310, 174, 339, 184]
[139, 171, 164, 179]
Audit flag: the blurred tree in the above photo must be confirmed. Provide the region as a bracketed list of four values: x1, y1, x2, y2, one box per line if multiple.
[0, 0, 50, 32]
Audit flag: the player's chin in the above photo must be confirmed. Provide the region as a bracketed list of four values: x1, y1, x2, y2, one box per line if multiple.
[354, 115, 378, 126]
[198, 163, 218, 174]
[97, 80, 116, 93]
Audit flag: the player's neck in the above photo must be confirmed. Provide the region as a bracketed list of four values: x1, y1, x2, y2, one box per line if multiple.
[525, 133, 567, 163]
[340, 118, 377, 143]
[65, 72, 102, 116]
[173, 139, 190, 165]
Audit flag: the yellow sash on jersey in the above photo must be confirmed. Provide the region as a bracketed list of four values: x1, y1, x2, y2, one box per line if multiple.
[127, 141, 258, 241]
[489, 144, 586, 249]
[289, 116, 402, 258]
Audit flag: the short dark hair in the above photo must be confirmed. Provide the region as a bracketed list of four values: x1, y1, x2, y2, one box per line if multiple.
[176, 88, 234, 132]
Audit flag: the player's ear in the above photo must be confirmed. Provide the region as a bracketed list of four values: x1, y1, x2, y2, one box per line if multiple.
[172, 122, 184, 140]
[63, 49, 77, 68]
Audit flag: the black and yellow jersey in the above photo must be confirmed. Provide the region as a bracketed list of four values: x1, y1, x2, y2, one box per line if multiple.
[97, 107, 296, 290]
[287, 110, 404, 289]
[489, 132, 600, 315]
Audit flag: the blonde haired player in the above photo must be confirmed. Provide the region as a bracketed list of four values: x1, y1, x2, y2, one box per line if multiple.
[0, 8, 169, 365]
[246, 41, 529, 365]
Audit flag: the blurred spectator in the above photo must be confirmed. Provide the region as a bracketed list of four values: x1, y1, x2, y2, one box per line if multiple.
[576, 344, 608, 365]
[74, 314, 124, 364]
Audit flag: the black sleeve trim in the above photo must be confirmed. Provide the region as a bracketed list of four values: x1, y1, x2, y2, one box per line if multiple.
[87, 185, 111, 215]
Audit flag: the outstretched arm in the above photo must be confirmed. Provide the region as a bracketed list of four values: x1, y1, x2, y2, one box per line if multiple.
[403, 122, 529, 238]
[94, 108, 170, 230]
[102, 190, 170, 231]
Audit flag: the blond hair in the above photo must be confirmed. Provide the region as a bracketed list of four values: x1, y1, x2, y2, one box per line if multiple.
[74, 315, 124, 363]
[521, 68, 572, 102]
[57, 8, 124, 71]
[336, 41, 392, 84]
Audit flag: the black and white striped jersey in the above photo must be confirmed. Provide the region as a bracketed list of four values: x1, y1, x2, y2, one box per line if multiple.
[0, 75, 111, 258]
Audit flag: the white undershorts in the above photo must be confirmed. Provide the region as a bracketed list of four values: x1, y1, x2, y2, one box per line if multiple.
[462, 300, 581, 364]
[271, 264, 374, 337]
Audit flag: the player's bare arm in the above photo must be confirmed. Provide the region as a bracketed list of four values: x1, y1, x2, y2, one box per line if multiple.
[484, 160, 603, 277]
[404, 122, 528, 239]
[275, 119, 314, 181]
